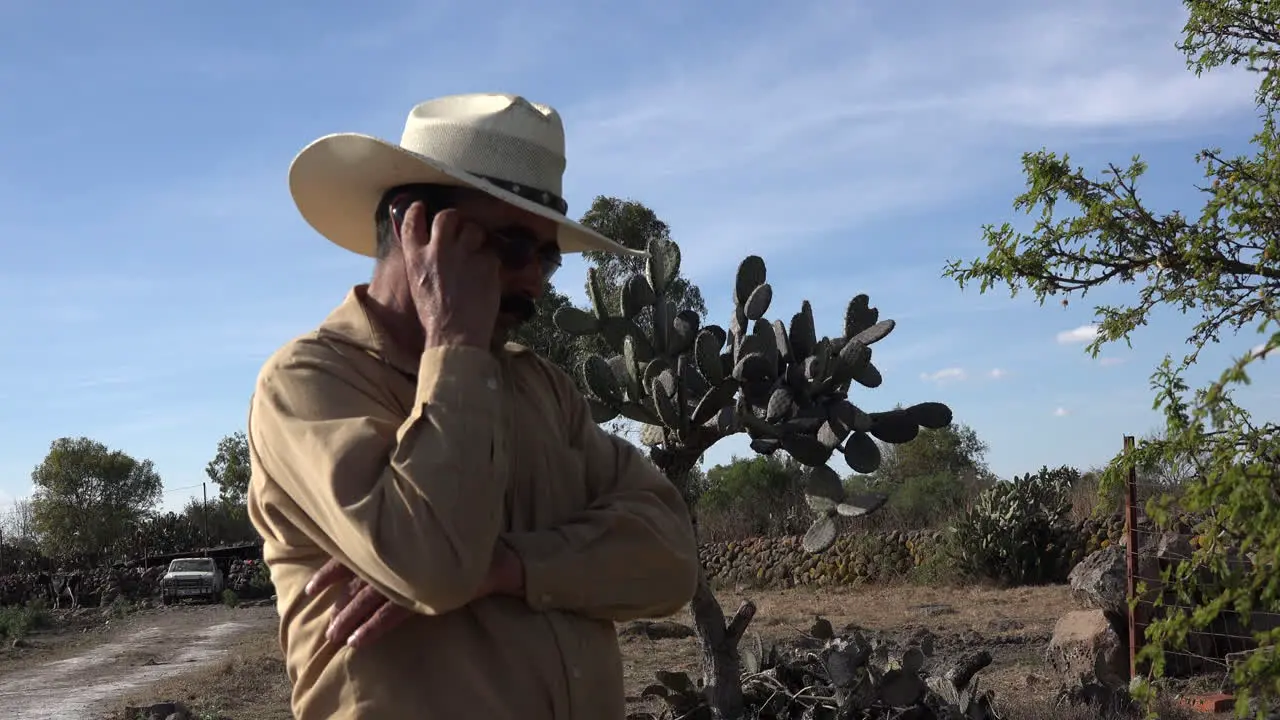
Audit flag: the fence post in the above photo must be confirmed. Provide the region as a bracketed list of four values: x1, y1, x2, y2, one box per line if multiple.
[1124, 434, 1144, 680]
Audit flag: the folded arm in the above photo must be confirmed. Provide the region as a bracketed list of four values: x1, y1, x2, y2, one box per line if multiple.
[248, 339, 508, 616]
[501, 361, 700, 622]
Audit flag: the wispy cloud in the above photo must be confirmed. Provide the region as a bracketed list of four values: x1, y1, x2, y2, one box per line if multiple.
[561, 0, 1255, 276]
[1057, 325, 1100, 345]
[988, 368, 1007, 380]
[1054, 407, 1070, 417]
[921, 367, 967, 385]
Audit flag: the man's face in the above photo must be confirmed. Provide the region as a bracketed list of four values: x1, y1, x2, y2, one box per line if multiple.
[450, 191, 561, 332]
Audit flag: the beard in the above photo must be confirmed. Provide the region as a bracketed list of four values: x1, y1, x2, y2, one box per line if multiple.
[498, 293, 537, 324]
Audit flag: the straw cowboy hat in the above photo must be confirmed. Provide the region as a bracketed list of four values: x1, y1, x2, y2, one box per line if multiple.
[288, 92, 644, 258]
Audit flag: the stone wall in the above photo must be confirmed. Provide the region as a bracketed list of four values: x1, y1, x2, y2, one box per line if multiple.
[700, 515, 1126, 590]
[1, 514, 1128, 606]
[0, 558, 273, 608]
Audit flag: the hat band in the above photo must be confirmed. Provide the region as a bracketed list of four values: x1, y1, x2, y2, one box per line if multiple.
[476, 174, 569, 216]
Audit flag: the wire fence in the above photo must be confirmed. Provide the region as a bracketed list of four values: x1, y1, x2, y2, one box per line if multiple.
[1123, 434, 1280, 683]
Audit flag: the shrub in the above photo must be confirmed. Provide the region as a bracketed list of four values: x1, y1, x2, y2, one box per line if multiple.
[949, 465, 1081, 585]
[0, 599, 52, 641]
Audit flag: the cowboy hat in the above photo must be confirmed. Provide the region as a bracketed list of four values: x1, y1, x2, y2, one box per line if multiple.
[288, 92, 644, 258]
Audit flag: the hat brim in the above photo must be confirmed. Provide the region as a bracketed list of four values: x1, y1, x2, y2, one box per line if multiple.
[289, 132, 645, 258]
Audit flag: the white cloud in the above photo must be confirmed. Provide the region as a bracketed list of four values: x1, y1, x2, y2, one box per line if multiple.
[1098, 357, 1127, 367]
[1053, 407, 1070, 417]
[1057, 325, 1099, 345]
[921, 367, 967, 384]
[988, 368, 1007, 380]
[560, 0, 1256, 276]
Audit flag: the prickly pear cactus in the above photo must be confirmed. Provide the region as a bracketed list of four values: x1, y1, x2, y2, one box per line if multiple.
[553, 239, 954, 553]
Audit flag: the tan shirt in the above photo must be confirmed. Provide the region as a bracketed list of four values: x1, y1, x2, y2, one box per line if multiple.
[246, 286, 700, 720]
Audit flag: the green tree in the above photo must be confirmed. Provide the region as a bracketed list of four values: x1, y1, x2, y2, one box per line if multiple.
[181, 497, 258, 547]
[942, 0, 1279, 709]
[579, 196, 708, 320]
[855, 421, 995, 528]
[206, 431, 251, 506]
[871, 421, 993, 487]
[29, 436, 163, 561]
[696, 455, 809, 540]
[513, 196, 707, 392]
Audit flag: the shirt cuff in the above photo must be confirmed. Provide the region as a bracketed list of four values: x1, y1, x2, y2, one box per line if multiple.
[417, 345, 502, 407]
[502, 530, 581, 612]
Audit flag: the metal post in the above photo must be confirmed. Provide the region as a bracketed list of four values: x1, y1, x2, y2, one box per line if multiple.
[1124, 434, 1143, 680]
[202, 483, 210, 555]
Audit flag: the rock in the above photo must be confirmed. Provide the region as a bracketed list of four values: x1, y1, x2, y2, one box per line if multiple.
[1045, 609, 1129, 689]
[1068, 546, 1127, 618]
[809, 616, 834, 640]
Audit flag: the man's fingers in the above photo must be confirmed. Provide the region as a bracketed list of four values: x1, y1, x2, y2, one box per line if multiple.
[455, 218, 489, 255]
[326, 583, 384, 644]
[305, 558, 354, 596]
[347, 602, 413, 648]
[421, 206, 457, 251]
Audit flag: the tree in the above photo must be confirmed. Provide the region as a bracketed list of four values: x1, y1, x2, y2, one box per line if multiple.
[697, 455, 810, 540]
[870, 421, 993, 488]
[206, 431, 251, 506]
[29, 436, 163, 561]
[579, 196, 707, 320]
[181, 497, 258, 547]
[555, 244, 952, 719]
[852, 422, 995, 529]
[941, 0, 1279, 708]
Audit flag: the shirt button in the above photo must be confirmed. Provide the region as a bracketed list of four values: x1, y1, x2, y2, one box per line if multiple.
[486, 378, 498, 390]
[571, 666, 582, 679]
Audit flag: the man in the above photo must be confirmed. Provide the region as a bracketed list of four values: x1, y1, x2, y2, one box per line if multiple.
[246, 93, 701, 720]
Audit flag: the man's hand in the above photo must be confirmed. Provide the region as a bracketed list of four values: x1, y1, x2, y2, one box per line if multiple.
[306, 543, 526, 649]
[398, 202, 501, 350]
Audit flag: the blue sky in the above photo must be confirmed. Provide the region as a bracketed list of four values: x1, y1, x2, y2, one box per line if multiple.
[0, 0, 1274, 515]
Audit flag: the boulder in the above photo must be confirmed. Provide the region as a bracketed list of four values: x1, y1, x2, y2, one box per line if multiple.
[1045, 609, 1129, 690]
[1068, 546, 1127, 618]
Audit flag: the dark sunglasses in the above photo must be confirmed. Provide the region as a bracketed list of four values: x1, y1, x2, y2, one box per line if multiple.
[391, 197, 563, 281]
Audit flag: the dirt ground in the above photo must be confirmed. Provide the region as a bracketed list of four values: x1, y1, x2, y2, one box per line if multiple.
[0, 584, 1224, 719]
[0, 599, 279, 720]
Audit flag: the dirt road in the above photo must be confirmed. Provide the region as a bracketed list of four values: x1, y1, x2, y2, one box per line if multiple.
[0, 603, 278, 720]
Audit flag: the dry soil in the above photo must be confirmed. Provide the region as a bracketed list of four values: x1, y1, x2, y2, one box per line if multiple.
[0, 584, 1223, 719]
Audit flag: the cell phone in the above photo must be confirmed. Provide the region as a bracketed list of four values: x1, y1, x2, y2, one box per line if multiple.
[390, 194, 429, 233]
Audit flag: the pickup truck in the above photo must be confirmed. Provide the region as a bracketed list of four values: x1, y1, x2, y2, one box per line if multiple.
[160, 557, 225, 603]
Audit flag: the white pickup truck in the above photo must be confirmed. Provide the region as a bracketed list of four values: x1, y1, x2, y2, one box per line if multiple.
[160, 557, 225, 604]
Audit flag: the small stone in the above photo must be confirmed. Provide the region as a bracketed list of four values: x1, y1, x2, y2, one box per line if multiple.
[809, 617, 834, 640]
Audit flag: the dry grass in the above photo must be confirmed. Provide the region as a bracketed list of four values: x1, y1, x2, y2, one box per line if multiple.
[80, 583, 1225, 720]
[101, 629, 292, 720]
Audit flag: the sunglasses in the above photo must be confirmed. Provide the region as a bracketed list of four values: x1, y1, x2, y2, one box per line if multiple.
[391, 197, 563, 281]
[487, 226, 563, 282]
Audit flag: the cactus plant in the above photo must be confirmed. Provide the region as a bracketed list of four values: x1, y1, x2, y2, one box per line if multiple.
[634, 622, 1002, 719]
[553, 238, 954, 719]
[950, 466, 1077, 585]
[555, 239, 953, 553]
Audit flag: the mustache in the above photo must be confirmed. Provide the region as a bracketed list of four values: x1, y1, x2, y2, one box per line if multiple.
[499, 294, 537, 323]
